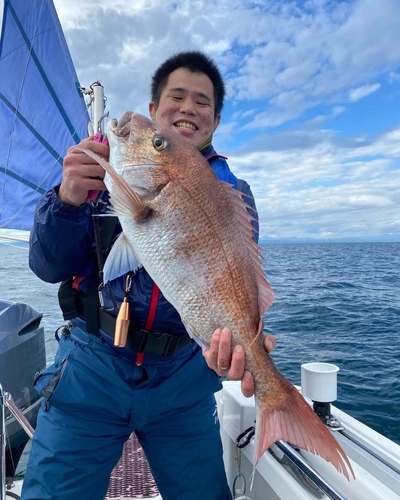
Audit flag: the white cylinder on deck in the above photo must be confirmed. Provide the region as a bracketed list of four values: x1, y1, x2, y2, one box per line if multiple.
[301, 362, 339, 403]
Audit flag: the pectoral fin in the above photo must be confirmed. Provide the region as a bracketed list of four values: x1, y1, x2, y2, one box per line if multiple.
[103, 232, 143, 283]
[77, 147, 152, 222]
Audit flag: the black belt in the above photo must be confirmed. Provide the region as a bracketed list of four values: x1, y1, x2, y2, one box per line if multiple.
[74, 294, 193, 357]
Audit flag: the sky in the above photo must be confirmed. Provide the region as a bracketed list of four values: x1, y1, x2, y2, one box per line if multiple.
[37, 1, 400, 240]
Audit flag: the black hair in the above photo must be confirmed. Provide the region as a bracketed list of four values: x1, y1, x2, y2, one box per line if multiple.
[151, 51, 226, 116]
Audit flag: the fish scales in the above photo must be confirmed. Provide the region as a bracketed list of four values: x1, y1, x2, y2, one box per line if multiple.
[108, 115, 261, 347]
[79, 111, 355, 481]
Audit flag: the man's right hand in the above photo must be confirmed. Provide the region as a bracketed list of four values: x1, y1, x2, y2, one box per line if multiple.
[58, 137, 109, 206]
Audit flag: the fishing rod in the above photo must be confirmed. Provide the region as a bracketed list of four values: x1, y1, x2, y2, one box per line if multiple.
[80, 81, 121, 334]
[91, 81, 107, 134]
[79, 81, 109, 203]
[83, 83, 128, 346]
[81, 81, 109, 136]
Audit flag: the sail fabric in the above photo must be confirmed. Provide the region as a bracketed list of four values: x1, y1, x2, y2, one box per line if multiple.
[0, 0, 89, 230]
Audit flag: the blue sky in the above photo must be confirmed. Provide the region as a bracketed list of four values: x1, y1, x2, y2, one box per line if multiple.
[49, 0, 400, 240]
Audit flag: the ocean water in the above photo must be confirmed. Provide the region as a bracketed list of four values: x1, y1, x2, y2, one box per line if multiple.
[262, 241, 400, 445]
[1, 241, 399, 449]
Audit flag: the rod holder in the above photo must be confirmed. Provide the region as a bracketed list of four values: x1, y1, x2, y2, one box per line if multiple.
[301, 362, 340, 425]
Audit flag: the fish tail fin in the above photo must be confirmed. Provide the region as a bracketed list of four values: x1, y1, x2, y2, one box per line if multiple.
[254, 386, 355, 481]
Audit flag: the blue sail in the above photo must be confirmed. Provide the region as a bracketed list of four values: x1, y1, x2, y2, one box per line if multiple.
[0, 0, 89, 230]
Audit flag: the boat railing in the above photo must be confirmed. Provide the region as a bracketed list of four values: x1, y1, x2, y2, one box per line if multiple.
[273, 440, 349, 500]
[1, 384, 34, 500]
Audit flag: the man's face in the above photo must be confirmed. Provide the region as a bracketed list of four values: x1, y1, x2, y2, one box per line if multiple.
[149, 67, 221, 149]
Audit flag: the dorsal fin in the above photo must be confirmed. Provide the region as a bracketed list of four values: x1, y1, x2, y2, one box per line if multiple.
[220, 181, 275, 316]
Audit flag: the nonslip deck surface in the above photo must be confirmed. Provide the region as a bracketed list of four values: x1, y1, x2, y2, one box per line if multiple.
[105, 433, 160, 499]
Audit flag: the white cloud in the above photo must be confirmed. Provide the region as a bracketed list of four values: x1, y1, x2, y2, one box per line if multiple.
[348, 83, 381, 102]
[49, 0, 400, 240]
[53, 0, 400, 122]
[331, 106, 346, 117]
[227, 127, 400, 240]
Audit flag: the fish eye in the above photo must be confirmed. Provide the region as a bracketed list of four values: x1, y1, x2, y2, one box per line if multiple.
[153, 136, 167, 151]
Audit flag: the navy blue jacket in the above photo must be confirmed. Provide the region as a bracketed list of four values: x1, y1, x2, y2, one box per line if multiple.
[29, 145, 259, 353]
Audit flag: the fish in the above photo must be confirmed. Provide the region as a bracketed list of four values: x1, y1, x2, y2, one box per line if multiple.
[79, 110, 354, 481]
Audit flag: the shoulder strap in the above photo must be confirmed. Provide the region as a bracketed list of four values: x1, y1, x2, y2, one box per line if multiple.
[58, 215, 119, 332]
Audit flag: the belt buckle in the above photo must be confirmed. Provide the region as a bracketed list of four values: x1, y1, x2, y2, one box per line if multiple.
[138, 330, 175, 357]
[160, 333, 175, 357]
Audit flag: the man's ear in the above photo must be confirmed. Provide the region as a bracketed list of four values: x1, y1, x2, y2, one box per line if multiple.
[213, 114, 221, 132]
[149, 102, 157, 120]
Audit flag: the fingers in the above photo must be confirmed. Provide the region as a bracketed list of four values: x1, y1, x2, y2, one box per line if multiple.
[202, 328, 247, 379]
[229, 344, 245, 379]
[264, 333, 276, 353]
[66, 137, 109, 171]
[240, 371, 255, 398]
[203, 329, 277, 399]
[59, 137, 110, 206]
[203, 328, 233, 377]
[215, 328, 232, 373]
[65, 136, 108, 163]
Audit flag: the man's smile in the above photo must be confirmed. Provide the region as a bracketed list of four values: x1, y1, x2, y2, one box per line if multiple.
[174, 120, 197, 131]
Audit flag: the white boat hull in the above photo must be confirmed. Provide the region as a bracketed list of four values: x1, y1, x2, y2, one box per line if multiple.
[217, 380, 400, 500]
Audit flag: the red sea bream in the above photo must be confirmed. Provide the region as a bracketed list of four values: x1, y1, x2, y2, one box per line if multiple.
[81, 111, 354, 480]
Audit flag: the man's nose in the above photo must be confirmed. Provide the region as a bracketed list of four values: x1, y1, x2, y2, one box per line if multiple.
[179, 98, 196, 114]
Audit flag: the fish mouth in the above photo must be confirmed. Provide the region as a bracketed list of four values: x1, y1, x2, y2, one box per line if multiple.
[174, 120, 197, 131]
[109, 111, 137, 137]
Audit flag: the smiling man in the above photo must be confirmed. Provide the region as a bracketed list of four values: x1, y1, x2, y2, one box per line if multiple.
[23, 51, 274, 500]
[149, 65, 221, 149]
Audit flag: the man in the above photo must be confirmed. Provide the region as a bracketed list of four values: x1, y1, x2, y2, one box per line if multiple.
[23, 51, 275, 500]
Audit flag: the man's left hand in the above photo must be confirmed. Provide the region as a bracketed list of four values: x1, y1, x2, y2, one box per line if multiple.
[202, 328, 276, 398]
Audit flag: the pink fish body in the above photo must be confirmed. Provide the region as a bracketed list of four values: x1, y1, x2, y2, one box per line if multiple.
[81, 111, 354, 481]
